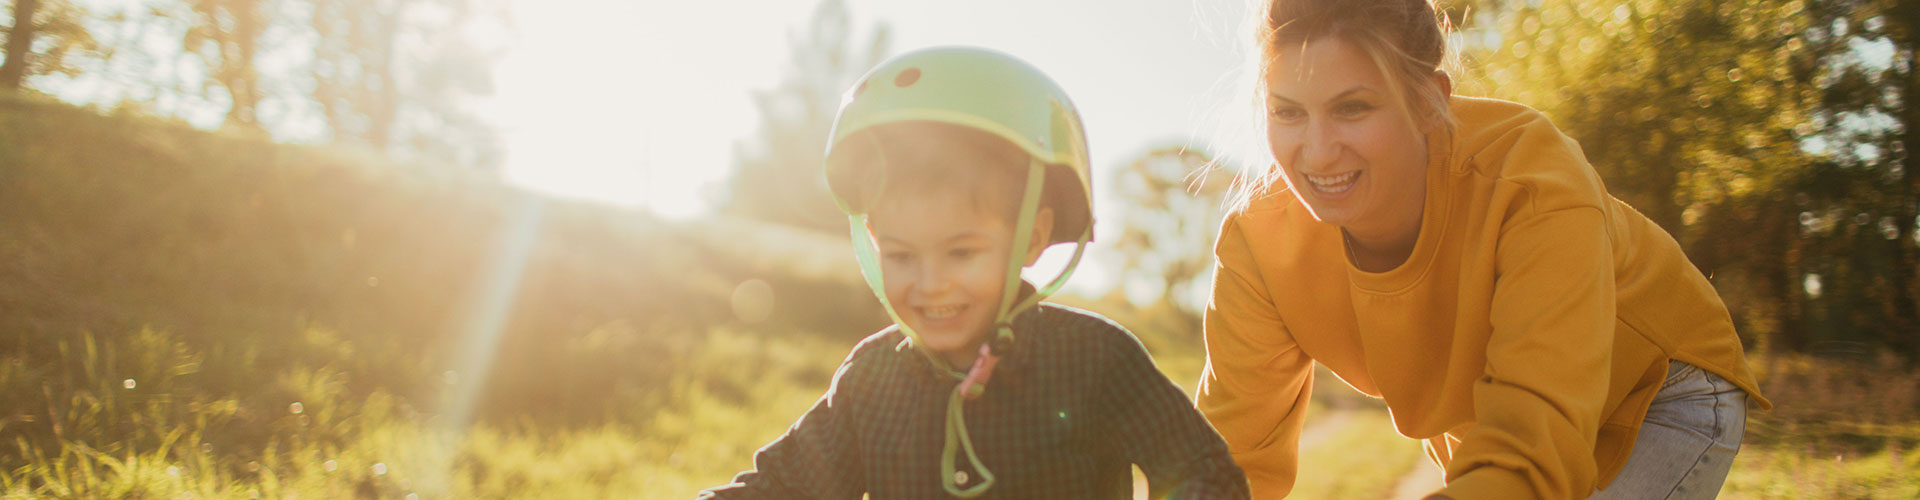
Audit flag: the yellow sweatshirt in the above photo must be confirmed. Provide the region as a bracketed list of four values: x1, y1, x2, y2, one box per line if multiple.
[1197, 96, 1771, 499]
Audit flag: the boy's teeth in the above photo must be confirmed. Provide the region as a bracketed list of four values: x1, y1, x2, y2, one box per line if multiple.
[924, 305, 962, 319]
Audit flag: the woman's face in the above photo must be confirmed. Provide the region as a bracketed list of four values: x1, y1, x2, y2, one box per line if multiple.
[1264, 37, 1431, 236]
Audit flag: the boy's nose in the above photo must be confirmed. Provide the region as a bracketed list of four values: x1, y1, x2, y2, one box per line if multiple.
[915, 262, 951, 293]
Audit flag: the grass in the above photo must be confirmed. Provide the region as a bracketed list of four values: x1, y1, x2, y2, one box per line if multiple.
[1722, 440, 1920, 499]
[0, 327, 845, 499]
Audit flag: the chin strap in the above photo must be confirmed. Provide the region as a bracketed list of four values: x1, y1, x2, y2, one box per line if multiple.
[846, 157, 1091, 497]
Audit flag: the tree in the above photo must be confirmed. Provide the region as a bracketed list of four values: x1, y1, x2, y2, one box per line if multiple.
[0, 0, 40, 90]
[723, 0, 889, 233]
[308, 0, 505, 170]
[185, 0, 266, 128]
[1470, 0, 1919, 358]
[1780, 0, 1919, 356]
[1110, 146, 1232, 317]
[0, 0, 95, 92]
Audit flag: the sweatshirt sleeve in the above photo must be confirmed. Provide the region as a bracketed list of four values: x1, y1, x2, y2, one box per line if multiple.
[1436, 206, 1614, 500]
[1195, 214, 1317, 498]
[697, 349, 869, 500]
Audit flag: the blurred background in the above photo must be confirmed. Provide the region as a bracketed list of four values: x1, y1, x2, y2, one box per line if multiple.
[0, 0, 1914, 498]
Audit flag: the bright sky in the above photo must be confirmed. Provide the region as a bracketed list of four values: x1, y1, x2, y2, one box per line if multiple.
[483, 0, 1258, 301]
[483, 0, 1254, 216]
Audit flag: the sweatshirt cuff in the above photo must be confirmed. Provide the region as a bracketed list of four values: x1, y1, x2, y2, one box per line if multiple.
[1435, 467, 1532, 500]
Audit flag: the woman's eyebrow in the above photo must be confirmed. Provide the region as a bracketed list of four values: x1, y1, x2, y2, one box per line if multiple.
[1268, 85, 1375, 104]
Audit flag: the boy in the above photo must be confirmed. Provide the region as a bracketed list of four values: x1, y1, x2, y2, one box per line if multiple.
[697, 47, 1248, 499]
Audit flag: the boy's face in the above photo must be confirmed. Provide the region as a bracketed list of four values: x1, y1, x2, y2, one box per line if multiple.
[869, 189, 1050, 366]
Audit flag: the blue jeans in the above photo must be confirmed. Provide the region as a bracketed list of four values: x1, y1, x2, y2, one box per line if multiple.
[1589, 361, 1748, 499]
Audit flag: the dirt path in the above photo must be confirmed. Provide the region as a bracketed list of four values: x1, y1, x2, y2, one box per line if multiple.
[1132, 410, 1358, 499]
[1296, 410, 1353, 451]
[1386, 453, 1446, 499]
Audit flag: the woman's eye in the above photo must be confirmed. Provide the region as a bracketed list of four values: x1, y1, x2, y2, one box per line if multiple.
[1271, 107, 1305, 123]
[1336, 101, 1373, 117]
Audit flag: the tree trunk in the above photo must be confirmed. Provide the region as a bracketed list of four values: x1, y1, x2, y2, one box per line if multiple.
[0, 0, 42, 91]
[225, 0, 261, 128]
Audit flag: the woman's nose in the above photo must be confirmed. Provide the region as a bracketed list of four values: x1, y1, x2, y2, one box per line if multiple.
[1298, 121, 1341, 171]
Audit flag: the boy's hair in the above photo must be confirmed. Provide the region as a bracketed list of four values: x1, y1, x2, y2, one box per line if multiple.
[846, 121, 1069, 225]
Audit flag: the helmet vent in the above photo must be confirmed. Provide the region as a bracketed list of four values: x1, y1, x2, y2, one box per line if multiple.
[894, 67, 922, 87]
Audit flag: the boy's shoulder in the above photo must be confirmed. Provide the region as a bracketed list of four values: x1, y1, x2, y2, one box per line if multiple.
[842, 325, 911, 367]
[831, 303, 1155, 378]
[820, 326, 913, 398]
[1024, 303, 1152, 357]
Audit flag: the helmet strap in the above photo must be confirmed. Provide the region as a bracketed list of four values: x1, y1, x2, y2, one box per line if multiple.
[847, 214, 968, 378]
[990, 158, 1048, 347]
[993, 158, 1093, 334]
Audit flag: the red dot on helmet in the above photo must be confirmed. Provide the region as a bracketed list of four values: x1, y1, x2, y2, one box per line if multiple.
[895, 68, 921, 87]
[854, 79, 869, 96]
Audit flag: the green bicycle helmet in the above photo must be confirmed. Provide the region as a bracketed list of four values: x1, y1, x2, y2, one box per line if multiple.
[823, 46, 1095, 498]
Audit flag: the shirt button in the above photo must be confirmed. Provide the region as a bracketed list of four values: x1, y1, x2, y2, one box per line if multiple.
[954, 470, 970, 485]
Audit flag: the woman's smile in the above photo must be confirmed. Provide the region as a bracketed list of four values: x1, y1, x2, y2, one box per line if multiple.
[1304, 170, 1361, 196]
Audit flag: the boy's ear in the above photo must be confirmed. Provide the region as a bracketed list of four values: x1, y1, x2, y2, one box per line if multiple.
[1023, 207, 1055, 266]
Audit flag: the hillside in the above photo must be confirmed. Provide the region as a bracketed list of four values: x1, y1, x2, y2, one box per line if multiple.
[0, 96, 888, 496]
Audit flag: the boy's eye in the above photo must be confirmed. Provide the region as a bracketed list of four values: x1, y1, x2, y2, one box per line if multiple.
[948, 247, 980, 259]
[1335, 101, 1373, 117]
[883, 251, 914, 264]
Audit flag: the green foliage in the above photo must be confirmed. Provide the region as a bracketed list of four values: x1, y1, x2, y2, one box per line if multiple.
[1109, 145, 1232, 315]
[5, 0, 506, 168]
[1468, 0, 1920, 358]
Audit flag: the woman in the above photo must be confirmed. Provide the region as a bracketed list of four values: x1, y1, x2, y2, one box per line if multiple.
[1195, 0, 1771, 498]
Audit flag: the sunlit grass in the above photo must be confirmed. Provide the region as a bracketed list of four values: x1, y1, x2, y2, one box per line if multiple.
[1287, 411, 1425, 500]
[0, 327, 844, 499]
[1722, 438, 1920, 499]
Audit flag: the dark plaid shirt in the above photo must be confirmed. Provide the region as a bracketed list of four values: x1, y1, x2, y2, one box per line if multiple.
[698, 303, 1249, 499]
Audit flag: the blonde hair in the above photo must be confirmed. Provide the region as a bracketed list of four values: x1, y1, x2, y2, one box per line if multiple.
[1221, 0, 1458, 211]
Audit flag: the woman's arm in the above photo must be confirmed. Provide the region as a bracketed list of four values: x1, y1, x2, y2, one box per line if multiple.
[1195, 215, 1317, 497]
[1436, 206, 1615, 500]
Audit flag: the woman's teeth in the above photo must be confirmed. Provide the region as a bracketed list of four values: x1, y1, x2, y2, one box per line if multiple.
[923, 305, 964, 319]
[1307, 171, 1360, 193]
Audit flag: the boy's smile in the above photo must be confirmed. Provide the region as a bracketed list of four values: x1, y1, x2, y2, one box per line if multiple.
[870, 190, 1017, 368]
[869, 183, 1054, 369]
